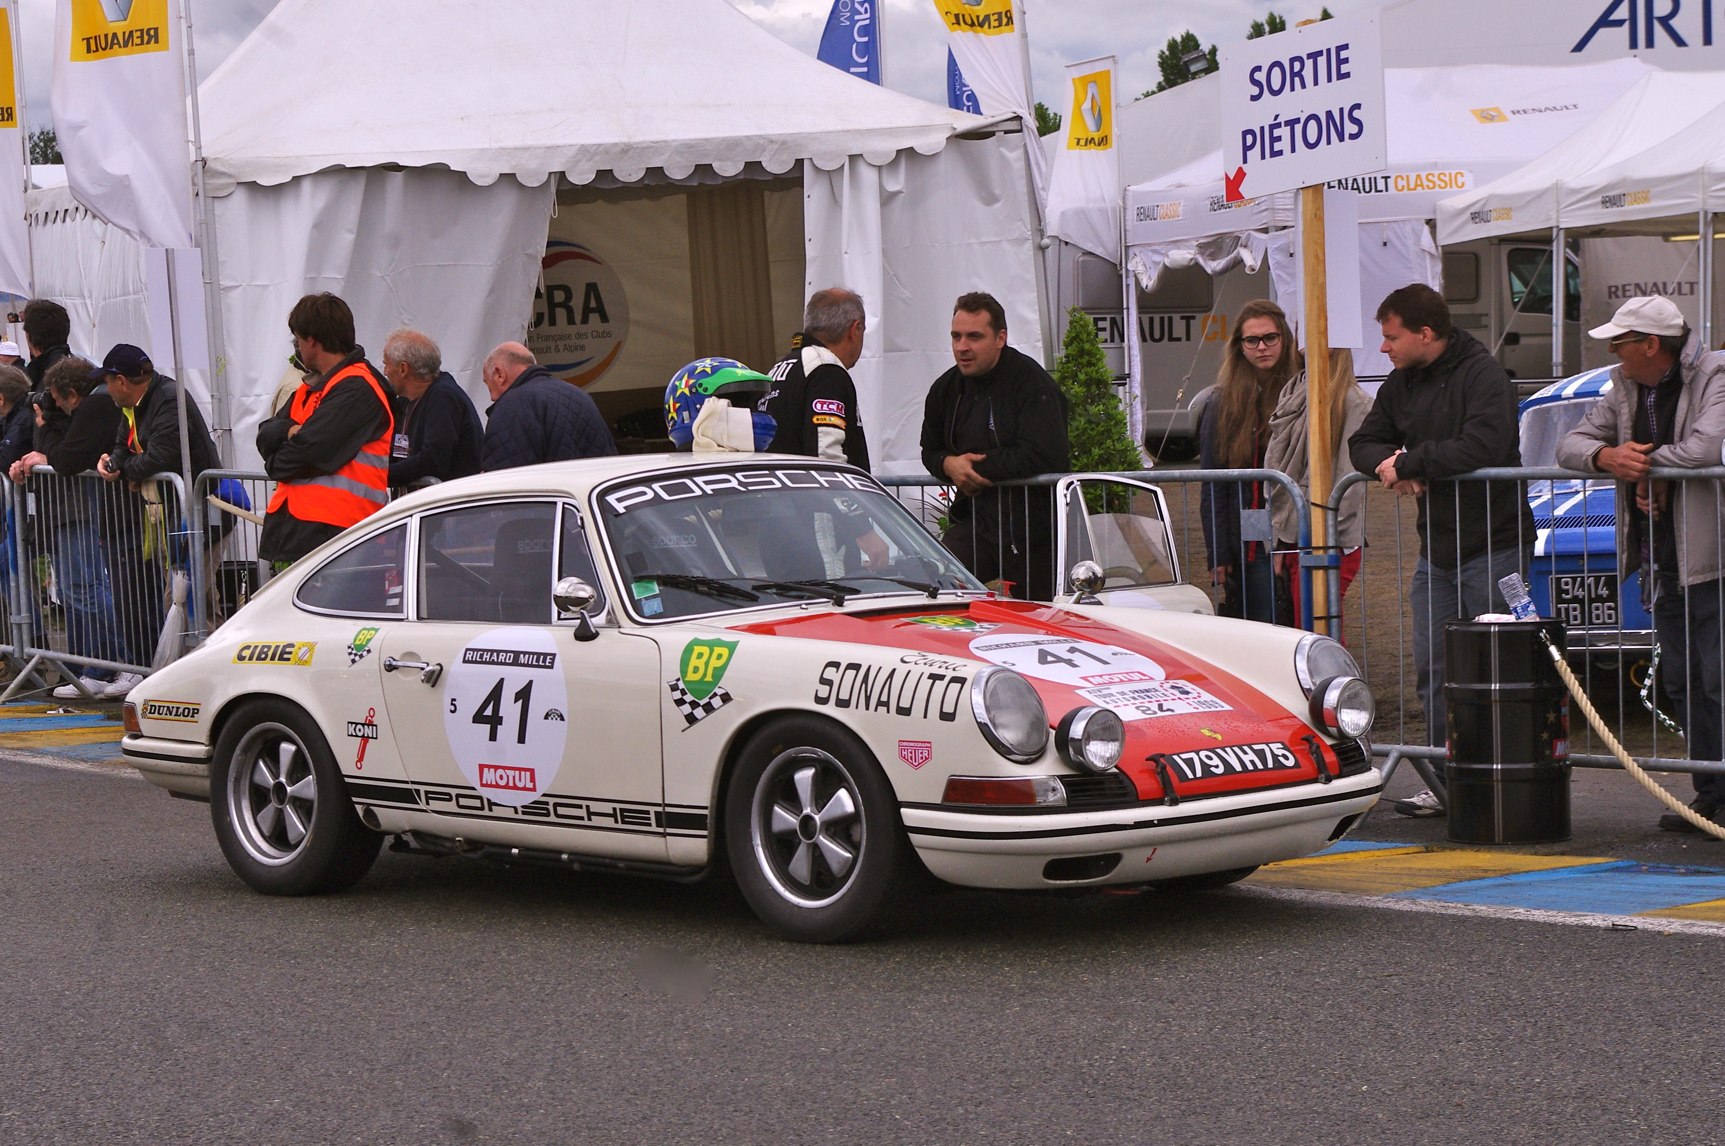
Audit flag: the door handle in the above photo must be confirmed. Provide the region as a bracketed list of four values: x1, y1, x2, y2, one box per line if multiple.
[383, 656, 443, 686]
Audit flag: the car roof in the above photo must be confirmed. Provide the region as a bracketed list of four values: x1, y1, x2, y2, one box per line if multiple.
[1520, 366, 1615, 412]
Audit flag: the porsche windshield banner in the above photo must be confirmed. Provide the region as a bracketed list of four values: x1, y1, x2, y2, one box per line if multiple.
[52, 0, 195, 249]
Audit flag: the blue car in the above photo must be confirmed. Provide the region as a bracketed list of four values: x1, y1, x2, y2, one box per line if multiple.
[1518, 368, 1654, 660]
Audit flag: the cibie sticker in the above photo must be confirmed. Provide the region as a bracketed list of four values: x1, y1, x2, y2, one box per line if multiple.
[1077, 679, 1230, 721]
[967, 633, 1165, 687]
[442, 628, 569, 806]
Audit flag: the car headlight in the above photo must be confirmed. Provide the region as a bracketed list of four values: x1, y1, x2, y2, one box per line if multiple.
[1310, 676, 1375, 739]
[1055, 706, 1124, 773]
[1295, 633, 1360, 696]
[970, 667, 1049, 763]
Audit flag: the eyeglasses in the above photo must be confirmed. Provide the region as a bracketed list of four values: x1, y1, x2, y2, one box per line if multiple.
[1240, 333, 1282, 349]
[1607, 332, 1652, 350]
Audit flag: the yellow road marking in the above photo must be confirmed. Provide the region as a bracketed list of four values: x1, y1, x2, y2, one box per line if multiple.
[1642, 899, 1725, 923]
[1252, 846, 1616, 895]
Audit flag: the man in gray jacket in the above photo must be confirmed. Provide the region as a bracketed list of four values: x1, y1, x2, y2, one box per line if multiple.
[1557, 295, 1725, 833]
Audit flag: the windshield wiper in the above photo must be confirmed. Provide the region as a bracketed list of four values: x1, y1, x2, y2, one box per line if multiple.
[752, 579, 853, 605]
[813, 574, 942, 599]
[632, 573, 760, 602]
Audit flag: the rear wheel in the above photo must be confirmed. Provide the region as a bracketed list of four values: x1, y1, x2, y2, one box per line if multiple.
[210, 699, 382, 895]
[724, 716, 913, 942]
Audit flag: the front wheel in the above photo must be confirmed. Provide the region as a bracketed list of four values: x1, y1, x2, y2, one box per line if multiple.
[210, 699, 382, 895]
[724, 717, 914, 942]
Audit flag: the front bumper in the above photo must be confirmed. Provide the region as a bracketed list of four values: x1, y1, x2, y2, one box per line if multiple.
[902, 768, 1383, 889]
[121, 733, 212, 798]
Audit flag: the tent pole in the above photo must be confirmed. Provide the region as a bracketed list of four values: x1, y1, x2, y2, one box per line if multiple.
[1701, 208, 1714, 351]
[1550, 226, 1564, 379]
[181, 0, 233, 465]
[1122, 219, 1143, 461]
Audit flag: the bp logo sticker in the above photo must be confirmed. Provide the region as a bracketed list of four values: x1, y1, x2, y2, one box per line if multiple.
[347, 626, 380, 665]
[668, 639, 737, 727]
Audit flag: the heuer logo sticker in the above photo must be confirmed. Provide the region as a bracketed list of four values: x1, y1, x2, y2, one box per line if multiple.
[142, 700, 199, 722]
[234, 641, 316, 666]
[811, 399, 846, 416]
[347, 627, 380, 665]
[907, 615, 998, 634]
[898, 740, 932, 769]
[668, 639, 737, 727]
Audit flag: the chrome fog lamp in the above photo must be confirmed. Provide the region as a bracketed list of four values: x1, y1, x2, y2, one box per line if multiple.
[971, 668, 1049, 763]
[1055, 706, 1125, 773]
[1295, 633, 1360, 696]
[1310, 676, 1375, 739]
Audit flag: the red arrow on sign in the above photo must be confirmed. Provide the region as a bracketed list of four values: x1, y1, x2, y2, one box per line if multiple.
[1225, 166, 1247, 203]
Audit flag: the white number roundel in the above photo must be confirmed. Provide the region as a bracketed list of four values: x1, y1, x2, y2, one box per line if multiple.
[966, 632, 1166, 687]
[443, 627, 569, 806]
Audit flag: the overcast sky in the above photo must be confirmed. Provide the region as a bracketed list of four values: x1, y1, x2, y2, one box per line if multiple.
[13, 0, 1374, 131]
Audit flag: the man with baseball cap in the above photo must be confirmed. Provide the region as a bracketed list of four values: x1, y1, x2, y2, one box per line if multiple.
[1558, 295, 1725, 832]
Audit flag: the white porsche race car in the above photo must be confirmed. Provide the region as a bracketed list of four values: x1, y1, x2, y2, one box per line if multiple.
[123, 453, 1381, 942]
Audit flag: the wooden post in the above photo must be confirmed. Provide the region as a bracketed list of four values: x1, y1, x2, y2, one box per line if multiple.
[1300, 184, 1334, 637]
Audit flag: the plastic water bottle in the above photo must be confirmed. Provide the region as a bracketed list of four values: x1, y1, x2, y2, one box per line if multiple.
[1498, 572, 1539, 621]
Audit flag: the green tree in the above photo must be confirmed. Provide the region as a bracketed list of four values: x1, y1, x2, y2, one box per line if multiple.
[1033, 101, 1062, 138]
[1149, 31, 1217, 96]
[1055, 307, 1140, 472]
[1247, 11, 1287, 38]
[29, 128, 60, 165]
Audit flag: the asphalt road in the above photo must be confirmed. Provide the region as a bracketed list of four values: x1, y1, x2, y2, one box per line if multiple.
[4, 754, 1723, 1146]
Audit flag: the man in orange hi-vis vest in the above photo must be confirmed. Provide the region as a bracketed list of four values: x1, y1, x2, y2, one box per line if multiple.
[257, 293, 395, 566]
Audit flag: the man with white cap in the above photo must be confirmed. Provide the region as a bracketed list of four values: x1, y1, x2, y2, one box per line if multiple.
[0, 340, 22, 367]
[1558, 295, 1725, 833]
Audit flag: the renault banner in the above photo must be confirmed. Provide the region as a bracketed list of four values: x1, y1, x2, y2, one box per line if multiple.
[931, 0, 1047, 216]
[52, 0, 194, 248]
[0, 3, 26, 295]
[1045, 57, 1119, 259]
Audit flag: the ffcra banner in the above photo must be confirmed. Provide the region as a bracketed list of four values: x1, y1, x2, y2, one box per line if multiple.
[1045, 57, 1119, 260]
[52, 0, 195, 249]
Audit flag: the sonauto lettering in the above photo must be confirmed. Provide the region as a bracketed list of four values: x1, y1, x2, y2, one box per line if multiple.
[813, 660, 967, 722]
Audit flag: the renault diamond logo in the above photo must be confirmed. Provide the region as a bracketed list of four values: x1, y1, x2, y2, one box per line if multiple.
[98, 0, 134, 21]
[1082, 81, 1104, 133]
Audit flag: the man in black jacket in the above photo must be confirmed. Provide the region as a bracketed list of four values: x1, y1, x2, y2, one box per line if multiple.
[479, 342, 616, 471]
[381, 328, 482, 488]
[763, 287, 870, 469]
[920, 292, 1070, 599]
[20, 298, 70, 389]
[1349, 284, 1534, 811]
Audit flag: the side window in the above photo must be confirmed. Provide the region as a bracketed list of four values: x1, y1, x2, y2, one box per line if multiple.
[419, 502, 557, 624]
[558, 505, 607, 614]
[296, 524, 407, 617]
[1507, 247, 1555, 317]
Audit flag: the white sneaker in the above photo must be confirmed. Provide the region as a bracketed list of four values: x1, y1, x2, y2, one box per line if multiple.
[52, 675, 106, 700]
[101, 672, 144, 700]
[1392, 788, 1444, 818]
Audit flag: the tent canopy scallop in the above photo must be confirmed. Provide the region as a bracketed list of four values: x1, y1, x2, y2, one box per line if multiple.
[197, 0, 1010, 191]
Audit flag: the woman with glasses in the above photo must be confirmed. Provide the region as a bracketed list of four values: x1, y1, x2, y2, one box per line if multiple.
[1199, 299, 1301, 622]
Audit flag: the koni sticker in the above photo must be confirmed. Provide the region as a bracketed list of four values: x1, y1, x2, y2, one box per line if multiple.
[1078, 679, 1231, 721]
[967, 633, 1164, 687]
[141, 700, 200, 723]
[442, 627, 569, 806]
[668, 638, 737, 727]
[233, 641, 317, 666]
[347, 627, 380, 666]
[347, 707, 379, 769]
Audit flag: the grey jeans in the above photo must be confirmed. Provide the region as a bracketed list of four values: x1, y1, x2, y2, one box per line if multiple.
[1410, 547, 1530, 748]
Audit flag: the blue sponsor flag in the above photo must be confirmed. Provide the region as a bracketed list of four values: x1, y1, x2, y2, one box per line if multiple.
[947, 49, 981, 114]
[816, 0, 880, 85]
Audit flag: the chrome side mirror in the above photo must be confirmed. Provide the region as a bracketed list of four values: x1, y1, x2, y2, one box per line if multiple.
[1068, 560, 1104, 605]
[554, 576, 600, 642]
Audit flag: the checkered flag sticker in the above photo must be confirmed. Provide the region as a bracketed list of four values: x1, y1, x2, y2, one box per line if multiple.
[668, 678, 733, 727]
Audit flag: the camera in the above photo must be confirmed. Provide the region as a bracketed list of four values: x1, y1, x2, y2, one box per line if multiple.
[25, 389, 46, 410]
[5, 311, 19, 324]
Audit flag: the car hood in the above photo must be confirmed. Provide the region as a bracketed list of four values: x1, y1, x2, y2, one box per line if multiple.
[736, 597, 1340, 800]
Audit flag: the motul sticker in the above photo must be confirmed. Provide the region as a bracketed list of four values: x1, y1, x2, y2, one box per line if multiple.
[479, 764, 538, 794]
[898, 740, 932, 769]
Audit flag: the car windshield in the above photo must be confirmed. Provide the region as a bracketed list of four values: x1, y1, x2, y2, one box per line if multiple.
[596, 463, 984, 620]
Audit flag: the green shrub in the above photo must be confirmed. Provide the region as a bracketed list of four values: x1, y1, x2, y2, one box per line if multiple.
[1054, 305, 1141, 473]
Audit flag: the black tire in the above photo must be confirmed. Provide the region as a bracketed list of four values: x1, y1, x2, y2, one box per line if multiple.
[210, 699, 382, 896]
[1152, 866, 1259, 892]
[724, 716, 913, 943]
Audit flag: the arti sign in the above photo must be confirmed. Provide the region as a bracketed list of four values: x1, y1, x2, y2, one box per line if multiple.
[1220, 12, 1385, 202]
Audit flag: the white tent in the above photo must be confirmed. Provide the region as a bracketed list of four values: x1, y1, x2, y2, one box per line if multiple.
[1120, 61, 1649, 376]
[33, 0, 1044, 476]
[1436, 70, 1725, 244]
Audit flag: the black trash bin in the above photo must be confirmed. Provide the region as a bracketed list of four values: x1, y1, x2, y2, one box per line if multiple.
[1444, 618, 1571, 844]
